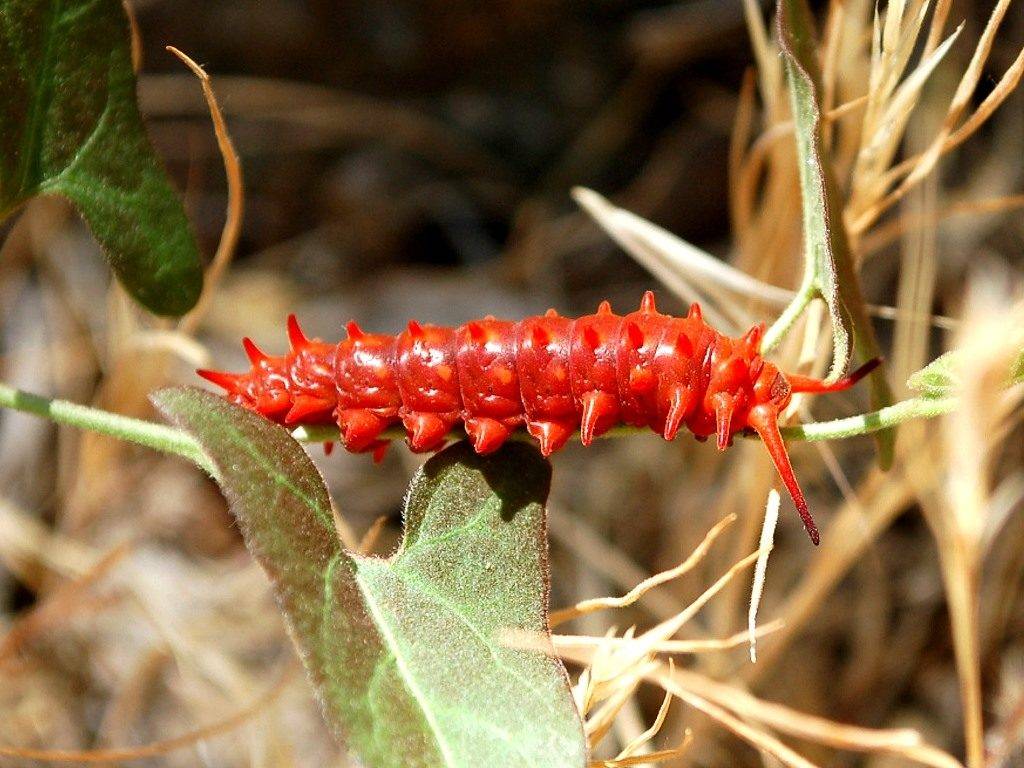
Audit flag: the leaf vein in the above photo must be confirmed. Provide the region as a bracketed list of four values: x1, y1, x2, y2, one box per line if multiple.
[393, 569, 554, 707]
[354, 573, 459, 766]
[17, 0, 63, 195]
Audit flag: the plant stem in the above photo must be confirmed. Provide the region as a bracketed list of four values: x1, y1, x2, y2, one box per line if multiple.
[296, 396, 958, 445]
[761, 280, 816, 354]
[778, 396, 956, 441]
[0, 382, 956, 465]
[0, 383, 214, 474]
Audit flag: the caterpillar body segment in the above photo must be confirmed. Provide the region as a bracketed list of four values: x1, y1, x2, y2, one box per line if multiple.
[199, 292, 881, 544]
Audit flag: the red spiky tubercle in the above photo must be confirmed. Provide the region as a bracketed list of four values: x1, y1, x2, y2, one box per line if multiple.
[199, 293, 881, 545]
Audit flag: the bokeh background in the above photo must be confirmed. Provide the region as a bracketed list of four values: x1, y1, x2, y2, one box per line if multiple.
[1, 0, 1023, 765]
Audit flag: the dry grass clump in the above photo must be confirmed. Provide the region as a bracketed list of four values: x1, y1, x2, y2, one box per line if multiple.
[548, 514, 966, 767]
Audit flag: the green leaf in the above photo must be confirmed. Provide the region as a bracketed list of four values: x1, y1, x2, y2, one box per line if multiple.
[909, 348, 1024, 399]
[152, 387, 586, 768]
[0, 0, 203, 316]
[776, 0, 896, 467]
[1012, 349, 1024, 386]
[907, 351, 960, 399]
[775, 0, 851, 378]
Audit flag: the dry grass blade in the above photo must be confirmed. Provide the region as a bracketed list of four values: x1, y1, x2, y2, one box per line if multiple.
[0, 497, 98, 579]
[614, 682, 673, 759]
[590, 685, 693, 767]
[576, 187, 790, 304]
[654, 676, 819, 768]
[594, 734, 692, 767]
[749, 489, 779, 662]
[575, 625, 625, 716]
[572, 187, 747, 331]
[655, 666, 965, 768]
[924, 0, 953, 54]
[942, 44, 1024, 154]
[548, 506, 684, 622]
[585, 659, 654, 746]
[853, 0, 948, 198]
[741, 0, 781, 112]
[729, 69, 758, 242]
[550, 518, 780, 763]
[557, 628, 963, 768]
[928, 284, 1024, 768]
[555, 552, 766, 757]
[858, 22, 963, 193]
[549, 514, 737, 626]
[0, 666, 296, 762]
[864, 45, 1024, 228]
[574, 187, 956, 332]
[551, 621, 784, 656]
[861, 193, 1024, 257]
[654, 550, 760, 633]
[851, 0, 1021, 233]
[167, 47, 245, 336]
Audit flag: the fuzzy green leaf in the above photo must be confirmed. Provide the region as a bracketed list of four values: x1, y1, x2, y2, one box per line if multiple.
[776, 0, 896, 467]
[0, 0, 202, 316]
[909, 349, 1024, 399]
[152, 387, 586, 768]
[907, 351, 960, 399]
[776, 0, 851, 378]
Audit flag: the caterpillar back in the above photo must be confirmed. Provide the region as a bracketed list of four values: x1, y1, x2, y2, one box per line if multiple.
[199, 292, 879, 544]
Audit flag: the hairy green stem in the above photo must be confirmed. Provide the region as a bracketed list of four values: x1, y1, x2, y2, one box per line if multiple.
[778, 396, 956, 441]
[0, 382, 956, 465]
[0, 383, 214, 474]
[295, 396, 959, 446]
[761, 279, 816, 354]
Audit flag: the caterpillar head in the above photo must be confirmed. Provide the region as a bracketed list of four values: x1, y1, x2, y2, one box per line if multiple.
[198, 339, 293, 419]
[198, 316, 340, 425]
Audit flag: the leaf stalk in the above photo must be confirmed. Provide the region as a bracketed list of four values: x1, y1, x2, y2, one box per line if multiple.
[0, 383, 213, 474]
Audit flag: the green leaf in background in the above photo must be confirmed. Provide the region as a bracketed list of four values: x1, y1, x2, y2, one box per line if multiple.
[0, 0, 203, 316]
[909, 349, 1024, 399]
[907, 351, 960, 399]
[1013, 350, 1024, 386]
[152, 387, 587, 768]
[776, 0, 896, 467]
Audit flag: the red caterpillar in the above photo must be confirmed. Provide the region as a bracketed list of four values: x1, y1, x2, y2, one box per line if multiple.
[199, 292, 879, 544]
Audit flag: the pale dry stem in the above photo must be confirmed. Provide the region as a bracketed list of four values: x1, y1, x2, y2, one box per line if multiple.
[549, 514, 737, 627]
[167, 47, 246, 337]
